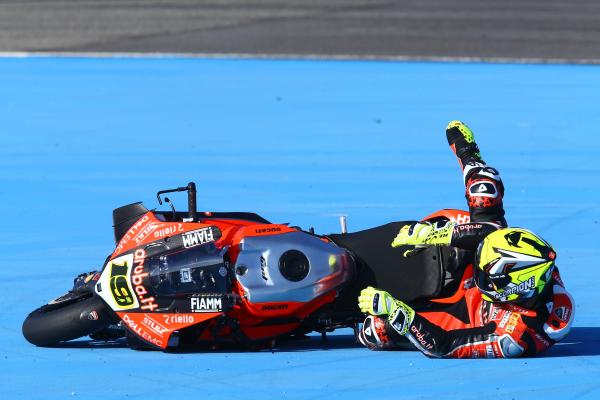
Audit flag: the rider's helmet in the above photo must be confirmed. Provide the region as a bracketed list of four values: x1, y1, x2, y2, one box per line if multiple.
[474, 228, 556, 302]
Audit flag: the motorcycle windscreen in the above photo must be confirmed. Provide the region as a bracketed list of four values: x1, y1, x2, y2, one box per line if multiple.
[145, 243, 230, 296]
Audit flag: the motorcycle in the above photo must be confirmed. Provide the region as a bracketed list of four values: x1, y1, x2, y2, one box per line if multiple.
[22, 182, 471, 351]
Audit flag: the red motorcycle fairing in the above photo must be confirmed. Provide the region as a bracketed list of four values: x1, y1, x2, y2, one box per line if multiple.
[96, 210, 354, 350]
[116, 312, 221, 349]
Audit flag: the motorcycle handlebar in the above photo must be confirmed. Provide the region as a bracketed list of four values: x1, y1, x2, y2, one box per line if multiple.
[187, 182, 197, 221]
[156, 182, 197, 221]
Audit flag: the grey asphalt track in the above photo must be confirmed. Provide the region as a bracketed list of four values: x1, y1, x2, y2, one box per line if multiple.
[1, 0, 600, 61]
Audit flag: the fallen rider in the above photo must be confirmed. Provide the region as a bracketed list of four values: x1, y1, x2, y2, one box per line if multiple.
[357, 121, 574, 358]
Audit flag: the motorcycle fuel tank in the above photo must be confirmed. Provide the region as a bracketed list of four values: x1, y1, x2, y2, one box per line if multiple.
[234, 231, 354, 303]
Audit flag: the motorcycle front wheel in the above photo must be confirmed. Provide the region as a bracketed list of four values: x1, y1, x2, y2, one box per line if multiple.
[22, 295, 113, 347]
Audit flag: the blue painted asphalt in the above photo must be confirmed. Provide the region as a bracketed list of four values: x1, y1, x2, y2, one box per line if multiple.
[0, 57, 599, 399]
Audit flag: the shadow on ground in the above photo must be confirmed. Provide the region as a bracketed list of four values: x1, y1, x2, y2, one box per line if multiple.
[48, 333, 365, 352]
[543, 327, 600, 357]
[48, 328, 598, 356]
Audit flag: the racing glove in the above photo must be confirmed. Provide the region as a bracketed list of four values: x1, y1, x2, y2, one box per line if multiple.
[388, 300, 415, 336]
[358, 287, 399, 315]
[358, 287, 415, 335]
[391, 221, 455, 251]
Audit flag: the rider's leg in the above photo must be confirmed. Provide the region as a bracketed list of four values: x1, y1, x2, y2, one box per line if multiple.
[446, 120, 484, 170]
[358, 315, 405, 350]
[446, 121, 506, 225]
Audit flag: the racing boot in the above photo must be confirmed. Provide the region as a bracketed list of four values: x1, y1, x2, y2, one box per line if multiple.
[446, 120, 484, 168]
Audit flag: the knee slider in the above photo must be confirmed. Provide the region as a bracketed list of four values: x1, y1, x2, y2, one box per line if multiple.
[466, 165, 504, 207]
[466, 178, 503, 208]
[358, 315, 390, 350]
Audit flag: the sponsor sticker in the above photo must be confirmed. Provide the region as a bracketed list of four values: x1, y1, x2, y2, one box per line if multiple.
[455, 213, 470, 224]
[409, 325, 434, 351]
[133, 222, 159, 245]
[498, 312, 512, 328]
[141, 314, 168, 337]
[454, 223, 483, 232]
[132, 249, 158, 311]
[261, 304, 288, 311]
[121, 313, 163, 348]
[115, 215, 151, 254]
[182, 227, 216, 248]
[190, 296, 223, 313]
[118, 313, 210, 349]
[163, 314, 196, 325]
[154, 223, 184, 239]
[114, 217, 191, 255]
[255, 227, 281, 234]
[489, 306, 501, 321]
[495, 276, 535, 299]
[505, 313, 520, 334]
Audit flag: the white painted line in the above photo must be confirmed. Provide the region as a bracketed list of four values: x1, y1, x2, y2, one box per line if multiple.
[0, 51, 599, 64]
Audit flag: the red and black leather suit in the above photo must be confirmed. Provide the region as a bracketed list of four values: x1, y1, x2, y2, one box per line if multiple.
[359, 162, 575, 358]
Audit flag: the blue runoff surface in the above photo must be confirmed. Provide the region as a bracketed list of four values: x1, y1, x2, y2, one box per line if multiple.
[0, 57, 599, 399]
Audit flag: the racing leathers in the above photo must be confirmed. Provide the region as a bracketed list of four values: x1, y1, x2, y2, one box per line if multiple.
[358, 139, 574, 358]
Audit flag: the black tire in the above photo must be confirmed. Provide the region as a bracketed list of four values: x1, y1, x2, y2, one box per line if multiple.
[22, 295, 113, 347]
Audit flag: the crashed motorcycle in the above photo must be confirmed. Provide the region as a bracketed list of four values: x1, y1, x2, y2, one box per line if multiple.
[22, 182, 472, 351]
